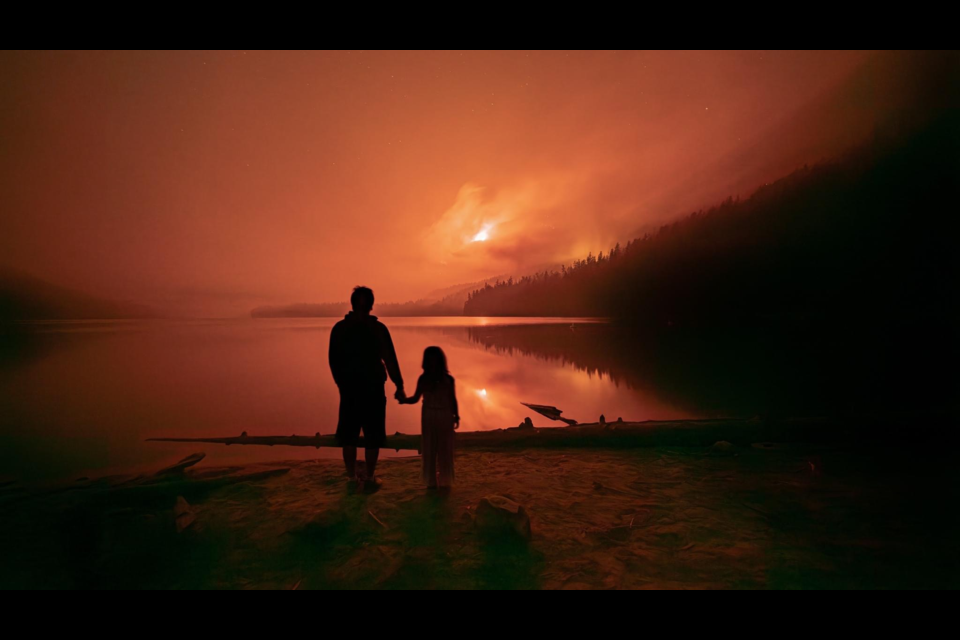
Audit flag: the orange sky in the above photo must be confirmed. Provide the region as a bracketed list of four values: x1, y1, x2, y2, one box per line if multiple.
[0, 50, 875, 316]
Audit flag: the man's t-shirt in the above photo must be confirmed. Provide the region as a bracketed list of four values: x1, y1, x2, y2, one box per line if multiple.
[328, 312, 403, 392]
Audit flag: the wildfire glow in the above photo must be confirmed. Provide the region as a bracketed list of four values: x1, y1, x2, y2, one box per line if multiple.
[471, 225, 493, 243]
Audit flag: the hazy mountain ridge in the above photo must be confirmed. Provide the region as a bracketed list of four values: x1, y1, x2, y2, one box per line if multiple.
[0, 268, 158, 321]
[251, 264, 565, 317]
[250, 291, 466, 318]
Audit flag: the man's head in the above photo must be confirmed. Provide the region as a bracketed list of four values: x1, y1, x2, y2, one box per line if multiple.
[350, 286, 375, 314]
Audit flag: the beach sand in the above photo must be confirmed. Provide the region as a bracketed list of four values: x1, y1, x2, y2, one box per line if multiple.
[1, 442, 957, 589]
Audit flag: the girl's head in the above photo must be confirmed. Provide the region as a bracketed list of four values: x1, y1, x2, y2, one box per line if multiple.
[422, 346, 449, 378]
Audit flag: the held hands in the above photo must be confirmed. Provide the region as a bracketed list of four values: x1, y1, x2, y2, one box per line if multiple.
[394, 387, 406, 403]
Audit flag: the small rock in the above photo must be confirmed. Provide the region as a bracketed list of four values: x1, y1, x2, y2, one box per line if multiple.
[518, 417, 535, 430]
[712, 441, 734, 452]
[475, 495, 532, 540]
[599, 414, 606, 424]
[174, 496, 196, 533]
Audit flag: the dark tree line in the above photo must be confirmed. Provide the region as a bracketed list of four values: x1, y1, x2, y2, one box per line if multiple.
[464, 113, 959, 328]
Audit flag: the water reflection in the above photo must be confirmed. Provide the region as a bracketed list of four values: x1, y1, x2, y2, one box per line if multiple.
[1, 316, 952, 481]
[463, 319, 957, 419]
[0, 318, 682, 481]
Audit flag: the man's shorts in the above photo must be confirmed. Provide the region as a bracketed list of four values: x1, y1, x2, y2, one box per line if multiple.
[335, 386, 387, 448]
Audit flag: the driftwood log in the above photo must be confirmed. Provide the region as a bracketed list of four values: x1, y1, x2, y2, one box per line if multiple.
[145, 416, 893, 452]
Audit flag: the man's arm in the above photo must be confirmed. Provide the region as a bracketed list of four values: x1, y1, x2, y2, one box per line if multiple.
[380, 325, 404, 391]
[400, 377, 423, 405]
[328, 324, 344, 387]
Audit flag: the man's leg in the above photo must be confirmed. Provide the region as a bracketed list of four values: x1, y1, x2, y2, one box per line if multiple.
[362, 388, 386, 480]
[337, 389, 360, 478]
[365, 447, 379, 478]
[343, 446, 357, 477]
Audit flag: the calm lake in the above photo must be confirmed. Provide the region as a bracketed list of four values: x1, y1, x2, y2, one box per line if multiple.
[1, 318, 696, 481]
[2, 314, 948, 482]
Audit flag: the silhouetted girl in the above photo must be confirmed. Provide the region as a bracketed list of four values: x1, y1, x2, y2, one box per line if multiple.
[400, 346, 459, 488]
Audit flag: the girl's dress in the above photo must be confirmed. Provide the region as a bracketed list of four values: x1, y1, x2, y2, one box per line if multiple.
[417, 374, 458, 487]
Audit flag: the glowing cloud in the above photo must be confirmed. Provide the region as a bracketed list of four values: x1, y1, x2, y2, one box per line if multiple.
[422, 181, 574, 277]
[471, 225, 492, 243]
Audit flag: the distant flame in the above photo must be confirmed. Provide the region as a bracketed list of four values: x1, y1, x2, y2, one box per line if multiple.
[471, 224, 493, 243]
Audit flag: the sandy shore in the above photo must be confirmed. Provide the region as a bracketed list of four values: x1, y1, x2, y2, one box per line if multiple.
[1, 441, 957, 589]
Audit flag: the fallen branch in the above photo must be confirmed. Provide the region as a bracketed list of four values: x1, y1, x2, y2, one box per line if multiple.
[147, 416, 885, 452]
[368, 510, 388, 529]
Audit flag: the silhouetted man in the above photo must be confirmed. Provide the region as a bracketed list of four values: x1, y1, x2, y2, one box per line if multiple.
[329, 286, 404, 486]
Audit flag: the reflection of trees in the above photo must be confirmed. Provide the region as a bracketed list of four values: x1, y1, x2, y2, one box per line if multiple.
[463, 323, 770, 416]
[465, 324, 630, 387]
[462, 322, 957, 418]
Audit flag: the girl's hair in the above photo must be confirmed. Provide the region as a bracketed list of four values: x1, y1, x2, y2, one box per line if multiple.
[421, 346, 449, 384]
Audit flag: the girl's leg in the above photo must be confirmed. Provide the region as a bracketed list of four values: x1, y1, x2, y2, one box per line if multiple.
[437, 427, 455, 487]
[422, 426, 438, 488]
